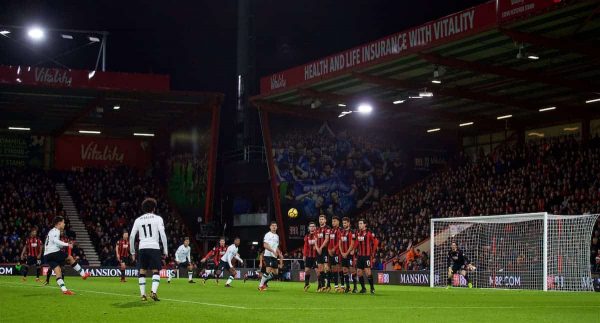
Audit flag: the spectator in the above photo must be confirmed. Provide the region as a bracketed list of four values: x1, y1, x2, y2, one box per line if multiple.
[357, 136, 600, 270]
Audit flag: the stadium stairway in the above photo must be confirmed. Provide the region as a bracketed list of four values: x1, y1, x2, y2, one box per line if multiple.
[55, 183, 101, 266]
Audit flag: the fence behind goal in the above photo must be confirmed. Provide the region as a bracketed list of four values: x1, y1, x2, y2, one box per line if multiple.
[430, 213, 599, 291]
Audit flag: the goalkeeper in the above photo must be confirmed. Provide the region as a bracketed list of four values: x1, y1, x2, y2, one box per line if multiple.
[447, 242, 475, 288]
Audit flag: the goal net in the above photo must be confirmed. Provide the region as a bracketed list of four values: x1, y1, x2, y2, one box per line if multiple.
[430, 213, 599, 291]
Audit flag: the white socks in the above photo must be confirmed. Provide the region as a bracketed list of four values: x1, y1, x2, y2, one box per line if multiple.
[139, 276, 146, 296]
[72, 263, 85, 277]
[226, 276, 233, 285]
[57, 278, 67, 292]
[151, 274, 160, 293]
[188, 272, 193, 281]
[259, 274, 268, 287]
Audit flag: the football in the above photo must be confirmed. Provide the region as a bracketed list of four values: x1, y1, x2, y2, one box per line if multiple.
[287, 208, 298, 218]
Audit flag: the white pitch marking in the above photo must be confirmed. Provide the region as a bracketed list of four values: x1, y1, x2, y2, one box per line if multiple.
[0, 282, 247, 309]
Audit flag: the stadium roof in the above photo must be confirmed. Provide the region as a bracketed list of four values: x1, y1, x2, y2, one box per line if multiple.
[0, 66, 223, 137]
[252, 0, 600, 135]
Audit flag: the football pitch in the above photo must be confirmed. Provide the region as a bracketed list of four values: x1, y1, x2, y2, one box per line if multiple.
[0, 276, 598, 322]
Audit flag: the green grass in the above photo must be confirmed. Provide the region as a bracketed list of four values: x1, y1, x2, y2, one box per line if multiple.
[0, 276, 599, 322]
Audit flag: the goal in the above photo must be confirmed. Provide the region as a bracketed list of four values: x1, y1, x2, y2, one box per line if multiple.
[430, 212, 599, 291]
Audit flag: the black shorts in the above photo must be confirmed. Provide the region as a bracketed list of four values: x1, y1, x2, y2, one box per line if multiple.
[341, 255, 353, 268]
[138, 249, 162, 270]
[178, 261, 190, 269]
[205, 260, 217, 270]
[449, 264, 463, 274]
[45, 251, 67, 269]
[304, 257, 316, 269]
[26, 256, 39, 266]
[356, 256, 372, 270]
[120, 256, 132, 266]
[317, 253, 329, 265]
[217, 260, 230, 272]
[330, 254, 340, 266]
[264, 256, 278, 268]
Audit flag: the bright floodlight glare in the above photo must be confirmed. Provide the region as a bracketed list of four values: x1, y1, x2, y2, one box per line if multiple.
[338, 103, 346, 107]
[539, 106, 556, 112]
[393, 100, 405, 104]
[88, 36, 100, 42]
[88, 70, 96, 79]
[497, 114, 512, 120]
[527, 55, 540, 60]
[459, 122, 474, 127]
[79, 130, 101, 134]
[357, 103, 373, 114]
[133, 133, 155, 137]
[61, 34, 73, 39]
[113, 105, 120, 110]
[8, 127, 30, 131]
[431, 80, 441, 84]
[27, 27, 45, 40]
[0, 30, 10, 36]
[585, 98, 600, 104]
[427, 128, 441, 133]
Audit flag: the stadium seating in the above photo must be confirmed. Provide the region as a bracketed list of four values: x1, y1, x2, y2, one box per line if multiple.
[272, 123, 406, 219]
[0, 167, 66, 263]
[65, 167, 189, 266]
[366, 136, 600, 271]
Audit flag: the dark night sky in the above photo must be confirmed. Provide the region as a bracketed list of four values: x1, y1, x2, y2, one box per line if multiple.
[1, 0, 489, 98]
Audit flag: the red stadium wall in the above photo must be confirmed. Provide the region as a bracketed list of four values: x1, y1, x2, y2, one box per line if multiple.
[259, 0, 565, 96]
[54, 135, 151, 170]
[0, 65, 169, 92]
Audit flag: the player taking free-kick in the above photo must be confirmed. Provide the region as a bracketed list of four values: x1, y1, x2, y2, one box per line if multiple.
[43, 216, 90, 295]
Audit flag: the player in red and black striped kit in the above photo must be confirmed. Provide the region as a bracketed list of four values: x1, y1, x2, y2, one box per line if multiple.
[302, 222, 318, 291]
[116, 232, 132, 282]
[201, 237, 228, 284]
[355, 219, 379, 294]
[338, 217, 356, 293]
[327, 216, 342, 291]
[315, 214, 330, 292]
[20, 229, 43, 282]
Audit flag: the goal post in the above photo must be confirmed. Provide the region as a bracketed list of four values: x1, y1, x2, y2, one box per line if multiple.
[430, 213, 599, 291]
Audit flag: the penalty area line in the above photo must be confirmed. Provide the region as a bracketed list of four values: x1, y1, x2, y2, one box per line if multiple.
[0, 281, 247, 309]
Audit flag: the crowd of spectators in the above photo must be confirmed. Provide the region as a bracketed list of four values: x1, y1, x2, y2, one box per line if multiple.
[65, 167, 190, 266]
[0, 167, 66, 263]
[363, 136, 600, 271]
[272, 121, 407, 219]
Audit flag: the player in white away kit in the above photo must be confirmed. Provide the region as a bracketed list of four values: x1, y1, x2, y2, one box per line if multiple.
[218, 237, 243, 287]
[129, 198, 168, 302]
[259, 221, 283, 291]
[43, 216, 90, 295]
[168, 237, 196, 284]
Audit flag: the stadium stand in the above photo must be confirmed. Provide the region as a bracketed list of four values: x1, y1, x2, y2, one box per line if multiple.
[0, 167, 66, 263]
[367, 135, 600, 271]
[64, 167, 189, 266]
[272, 122, 407, 219]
